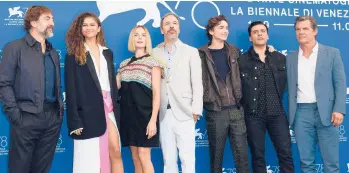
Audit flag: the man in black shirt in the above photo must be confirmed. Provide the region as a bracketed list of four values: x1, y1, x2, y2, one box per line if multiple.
[0, 6, 63, 173]
[198, 15, 249, 173]
[238, 21, 294, 173]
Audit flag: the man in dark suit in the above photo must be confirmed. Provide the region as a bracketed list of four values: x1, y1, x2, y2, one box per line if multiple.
[287, 16, 346, 173]
[0, 6, 63, 173]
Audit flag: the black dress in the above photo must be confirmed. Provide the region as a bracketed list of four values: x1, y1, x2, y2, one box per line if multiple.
[118, 54, 165, 147]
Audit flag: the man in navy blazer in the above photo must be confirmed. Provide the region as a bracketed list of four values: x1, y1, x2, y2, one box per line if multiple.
[286, 16, 346, 173]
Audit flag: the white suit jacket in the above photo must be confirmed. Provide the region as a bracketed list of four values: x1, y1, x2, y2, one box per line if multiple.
[152, 39, 203, 122]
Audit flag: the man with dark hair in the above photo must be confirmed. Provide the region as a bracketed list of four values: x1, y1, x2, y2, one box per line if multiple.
[238, 21, 294, 173]
[198, 15, 249, 173]
[287, 16, 346, 173]
[0, 5, 63, 173]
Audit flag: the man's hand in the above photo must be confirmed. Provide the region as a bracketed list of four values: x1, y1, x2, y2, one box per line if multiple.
[331, 112, 344, 126]
[268, 45, 276, 52]
[193, 114, 200, 123]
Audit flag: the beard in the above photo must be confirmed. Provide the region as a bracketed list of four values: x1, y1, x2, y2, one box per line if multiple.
[165, 28, 178, 40]
[40, 26, 54, 38]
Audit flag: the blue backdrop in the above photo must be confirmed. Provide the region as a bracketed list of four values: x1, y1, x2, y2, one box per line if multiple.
[0, 1, 348, 173]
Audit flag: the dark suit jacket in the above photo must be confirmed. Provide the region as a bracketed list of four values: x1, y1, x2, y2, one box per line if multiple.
[0, 34, 63, 124]
[64, 48, 120, 140]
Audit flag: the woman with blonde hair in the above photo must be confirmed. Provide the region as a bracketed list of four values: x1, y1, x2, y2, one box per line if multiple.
[117, 25, 164, 173]
[65, 12, 123, 173]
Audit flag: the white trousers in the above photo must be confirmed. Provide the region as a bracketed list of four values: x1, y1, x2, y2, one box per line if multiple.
[160, 108, 196, 173]
[73, 112, 119, 173]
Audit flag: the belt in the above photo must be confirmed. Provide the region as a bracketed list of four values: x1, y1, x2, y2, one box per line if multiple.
[167, 104, 171, 109]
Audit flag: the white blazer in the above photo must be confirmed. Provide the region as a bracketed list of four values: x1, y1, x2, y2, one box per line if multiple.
[152, 39, 203, 122]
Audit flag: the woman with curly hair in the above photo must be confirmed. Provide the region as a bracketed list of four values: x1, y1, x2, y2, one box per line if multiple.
[65, 12, 124, 173]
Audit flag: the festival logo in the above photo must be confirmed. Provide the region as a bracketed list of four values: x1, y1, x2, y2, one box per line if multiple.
[339, 125, 347, 142]
[266, 165, 280, 173]
[4, 6, 28, 26]
[0, 136, 9, 156]
[55, 134, 66, 153]
[316, 164, 324, 173]
[97, 0, 220, 29]
[97, 1, 184, 27]
[222, 167, 236, 173]
[289, 126, 296, 143]
[195, 128, 209, 147]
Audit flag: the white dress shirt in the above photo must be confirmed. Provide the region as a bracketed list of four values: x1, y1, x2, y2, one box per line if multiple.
[297, 43, 319, 103]
[85, 43, 110, 92]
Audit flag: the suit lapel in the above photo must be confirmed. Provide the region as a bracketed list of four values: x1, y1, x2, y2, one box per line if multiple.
[290, 50, 299, 88]
[205, 52, 220, 93]
[315, 44, 326, 82]
[157, 48, 169, 79]
[103, 50, 114, 98]
[49, 50, 60, 99]
[169, 51, 180, 79]
[86, 53, 102, 95]
[49, 49, 59, 67]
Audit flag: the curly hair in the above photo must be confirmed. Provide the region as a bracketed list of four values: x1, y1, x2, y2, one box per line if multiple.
[65, 12, 106, 65]
[205, 15, 229, 42]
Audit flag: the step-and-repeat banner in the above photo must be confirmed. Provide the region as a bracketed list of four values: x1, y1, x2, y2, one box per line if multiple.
[0, 1, 348, 173]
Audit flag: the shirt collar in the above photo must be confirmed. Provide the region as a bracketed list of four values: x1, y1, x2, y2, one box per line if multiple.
[299, 42, 319, 55]
[247, 46, 271, 61]
[25, 34, 53, 51]
[84, 43, 108, 53]
[163, 39, 183, 54]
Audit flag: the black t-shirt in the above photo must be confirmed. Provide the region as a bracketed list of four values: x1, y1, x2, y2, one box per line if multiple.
[209, 46, 230, 82]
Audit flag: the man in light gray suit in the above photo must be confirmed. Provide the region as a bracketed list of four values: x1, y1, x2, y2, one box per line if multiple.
[152, 13, 203, 173]
[287, 16, 346, 173]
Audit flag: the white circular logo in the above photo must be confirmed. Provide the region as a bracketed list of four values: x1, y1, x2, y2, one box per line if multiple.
[191, 1, 220, 29]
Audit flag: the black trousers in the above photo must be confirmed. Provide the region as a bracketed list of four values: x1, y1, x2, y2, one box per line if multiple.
[206, 107, 250, 173]
[8, 103, 63, 173]
[245, 113, 294, 173]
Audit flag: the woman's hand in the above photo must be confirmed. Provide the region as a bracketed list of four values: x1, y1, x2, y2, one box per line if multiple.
[73, 128, 83, 135]
[146, 120, 157, 139]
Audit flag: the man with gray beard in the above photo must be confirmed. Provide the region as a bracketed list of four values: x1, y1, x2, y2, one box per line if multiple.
[0, 6, 63, 173]
[152, 13, 203, 173]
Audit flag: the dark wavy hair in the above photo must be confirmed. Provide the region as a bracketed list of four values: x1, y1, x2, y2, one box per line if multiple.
[248, 21, 269, 36]
[65, 12, 106, 65]
[24, 5, 52, 32]
[205, 15, 229, 42]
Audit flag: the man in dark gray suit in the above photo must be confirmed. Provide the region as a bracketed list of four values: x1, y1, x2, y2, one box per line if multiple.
[0, 6, 63, 173]
[286, 16, 346, 173]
